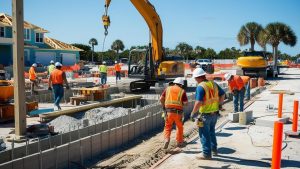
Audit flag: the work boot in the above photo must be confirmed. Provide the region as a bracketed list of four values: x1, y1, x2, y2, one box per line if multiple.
[163, 140, 170, 149]
[176, 142, 186, 148]
[196, 154, 212, 160]
[212, 149, 218, 156]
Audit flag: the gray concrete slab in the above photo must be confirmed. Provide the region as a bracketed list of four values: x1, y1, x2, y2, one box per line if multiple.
[23, 154, 39, 169]
[91, 134, 101, 157]
[128, 123, 135, 142]
[56, 144, 68, 169]
[255, 116, 290, 128]
[115, 127, 123, 148]
[41, 149, 55, 169]
[109, 129, 116, 150]
[80, 137, 92, 163]
[0, 162, 12, 169]
[12, 158, 23, 169]
[101, 131, 109, 153]
[122, 124, 129, 145]
[68, 140, 80, 164]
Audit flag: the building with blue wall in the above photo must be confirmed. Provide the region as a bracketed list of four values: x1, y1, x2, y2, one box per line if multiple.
[0, 13, 82, 67]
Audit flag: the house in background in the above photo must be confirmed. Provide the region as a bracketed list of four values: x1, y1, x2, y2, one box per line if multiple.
[0, 13, 82, 67]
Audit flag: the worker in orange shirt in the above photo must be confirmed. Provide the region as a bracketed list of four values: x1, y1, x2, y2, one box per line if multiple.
[224, 73, 246, 112]
[114, 61, 121, 82]
[48, 62, 70, 111]
[241, 76, 250, 100]
[29, 63, 38, 95]
[160, 77, 188, 149]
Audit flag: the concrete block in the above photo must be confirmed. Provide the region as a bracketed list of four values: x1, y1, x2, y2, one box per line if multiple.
[87, 125, 96, 135]
[23, 154, 39, 169]
[122, 124, 129, 145]
[108, 119, 117, 129]
[56, 144, 69, 169]
[0, 162, 12, 169]
[239, 111, 253, 125]
[42, 149, 55, 169]
[12, 158, 23, 169]
[80, 137, 92, 162]
[82, 118, 89, 128]
[255, 116, 290, 128]
[116, 116, 123, 127]
[101, 131, 109, 152]
[96, 123, 102, 133]
[228, 113, 239, 122]
[140, 118, 146, 135]
[102, 121, 109, 131]
[134, 120, 141, 138]
[80, 127, 89, 138]
[128, 123, 135, 142]
[69, 140, 81, 164]
[122, 115, 129, 124]
[91, 134, 101, 157]
[115, 127, 123, 148]
[109, 129, 116, 150]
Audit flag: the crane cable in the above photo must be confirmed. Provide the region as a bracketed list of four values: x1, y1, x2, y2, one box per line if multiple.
[101, 0, 111, 56]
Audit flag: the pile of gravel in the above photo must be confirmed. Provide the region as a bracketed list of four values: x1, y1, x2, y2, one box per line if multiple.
[84, 107, 129, 124]
[48, 115, 81, 133]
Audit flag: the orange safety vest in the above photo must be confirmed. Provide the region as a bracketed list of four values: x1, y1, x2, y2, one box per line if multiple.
[115, 64, 121, 72]
[241, 76, 250, 85]
[29, 67, 36, 80]
[51, 69, 64, 85]
[228, 75, 244, 91]
[164, 85, 184, 111]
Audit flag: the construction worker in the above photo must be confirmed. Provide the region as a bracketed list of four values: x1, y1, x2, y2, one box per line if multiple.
[48, 62, 70, 111]
[99, 61, 108, 84]
[190, 68, 225, 160]
[48, 60, 55, 75]
[114, 61, 121, 81]
[160, 77, 188, 149]
[241, 75, 251, 100]
[224, 73, 245, 112]
[29, 63, 38, 95]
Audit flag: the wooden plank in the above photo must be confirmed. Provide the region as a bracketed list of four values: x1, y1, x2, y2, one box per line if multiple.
[269, 90, 294, 95]
[39, 95, 142, 121]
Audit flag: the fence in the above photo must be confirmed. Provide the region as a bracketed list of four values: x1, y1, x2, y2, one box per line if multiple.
[0, 94, 195, 169]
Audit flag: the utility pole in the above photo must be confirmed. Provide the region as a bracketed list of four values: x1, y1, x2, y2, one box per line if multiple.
[12, 0, 27, 138]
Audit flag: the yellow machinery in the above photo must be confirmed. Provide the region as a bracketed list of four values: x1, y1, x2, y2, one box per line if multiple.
[237, 51, 268, 78]
[103, 0, 185, 91]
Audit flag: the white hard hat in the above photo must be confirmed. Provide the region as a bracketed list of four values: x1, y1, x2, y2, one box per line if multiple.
[55, 62, 62, 67]
[224, 73, 232, 81]
[115, 61, 118, 64]
[103, 61, 106, 64]
[32, 63, 37, 67]
[173, 77, 184, 86]
[192, 68, 206, 78]
[50, 60, 54, 64]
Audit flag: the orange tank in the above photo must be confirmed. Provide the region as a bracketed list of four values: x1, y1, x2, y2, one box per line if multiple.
[0, 80, 14, 102]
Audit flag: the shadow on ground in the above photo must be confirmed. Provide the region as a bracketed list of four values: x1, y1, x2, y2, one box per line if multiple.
[224, 126, 247, 130]
[216, 132, 233, 137]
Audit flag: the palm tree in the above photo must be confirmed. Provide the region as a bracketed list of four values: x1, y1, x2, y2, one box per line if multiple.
[263, 22, 297, 76]
[175, 42, 193, 62]
[257, 29, 268, 52]
[237, 22, 263, 51]
[89, 38, 98, 63]
[111, 39, 125, 60]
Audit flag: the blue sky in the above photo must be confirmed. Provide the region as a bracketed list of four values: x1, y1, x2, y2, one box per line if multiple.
[1, 0, 299, 55]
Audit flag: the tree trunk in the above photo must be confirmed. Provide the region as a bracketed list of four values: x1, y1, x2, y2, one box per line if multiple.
[92, 45, 94, 64]
[250, 38, 255, 52]
[272, 46, 278, 77]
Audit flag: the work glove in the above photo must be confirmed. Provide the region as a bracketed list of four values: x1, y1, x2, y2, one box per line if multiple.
[190, 112, 198, 122]
[48, 87, 52, 91]
[66, 86, 70, 90]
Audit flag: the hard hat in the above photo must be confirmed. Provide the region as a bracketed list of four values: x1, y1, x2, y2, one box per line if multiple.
[103, 61, 106, 64]
[173, 77, 184, 86]
[224, 73, 232, 81]
[192, 68, 206, 78]
[32, 63, 37, 67]
[55, 62, 62, 67]
[115, 61, 118, 64]
[50, 60, 54, 64]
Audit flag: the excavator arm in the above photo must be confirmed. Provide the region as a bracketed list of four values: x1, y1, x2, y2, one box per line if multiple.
[103, 0, 163, 63]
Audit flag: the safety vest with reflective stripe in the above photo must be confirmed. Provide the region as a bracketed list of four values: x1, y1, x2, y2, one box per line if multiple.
[241, 76, 250, 85]
[199, 81, 219, 113]
[165, 85, 184, 111]
[115, 64, 121, 72]
[29, 66, 36, 80]
[99, 65, 108, 73]
[48, 65, 55, 75]
[228, 75, 244, 91]
[51, 69, 64, 85]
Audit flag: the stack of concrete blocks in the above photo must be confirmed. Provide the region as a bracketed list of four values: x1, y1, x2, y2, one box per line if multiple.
[228, 111, 253, 125]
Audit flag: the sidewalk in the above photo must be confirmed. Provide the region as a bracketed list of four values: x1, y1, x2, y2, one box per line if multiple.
[156, 68, 300, 169]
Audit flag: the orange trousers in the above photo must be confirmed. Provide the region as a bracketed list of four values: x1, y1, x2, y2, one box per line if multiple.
[164, 112, 183, 143]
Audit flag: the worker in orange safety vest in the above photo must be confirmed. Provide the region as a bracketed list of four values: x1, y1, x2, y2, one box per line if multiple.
[114, 61, 121, 82]
[160, 77, 188, 149]
[224, 73, 245, 112]
[29, 63, 38, 95]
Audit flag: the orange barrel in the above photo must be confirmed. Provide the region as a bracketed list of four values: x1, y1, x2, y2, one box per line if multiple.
[250, 78, 257, 89]
[258, 77, 265, 87]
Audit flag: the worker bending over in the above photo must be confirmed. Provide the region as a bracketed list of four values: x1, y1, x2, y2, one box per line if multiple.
[48, 62, 70, 111]
[29, 63, 38, 95]
[114, 61, 121, 82]
[160, 77, 188, 149]
[224, 73, 245, 112]
[99, 61, 108, 84]
[241, 75, 250, 100]
[48, 60, 55, 76]
[191, 68, 225, 160]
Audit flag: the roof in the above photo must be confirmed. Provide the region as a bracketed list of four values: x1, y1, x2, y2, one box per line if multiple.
[44, 37, 83, 51]
[0, 13, 49, 33]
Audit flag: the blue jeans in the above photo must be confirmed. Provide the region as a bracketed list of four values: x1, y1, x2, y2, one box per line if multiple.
[245, 82, 250, 100]
[116, 71, 121, 80]
[101, 73, 107, 84]
[53, 84, 64, 107]
[199, 113, 218, 157]
[233, 88, 245, 112]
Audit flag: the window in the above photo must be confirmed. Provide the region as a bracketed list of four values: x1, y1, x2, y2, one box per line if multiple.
[35, 32, 43, 43]
[0, 27, 4, 37]
[24, 28, 30, 41]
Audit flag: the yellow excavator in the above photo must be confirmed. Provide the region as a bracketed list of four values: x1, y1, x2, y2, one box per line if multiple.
[102, 0, 185, 91]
